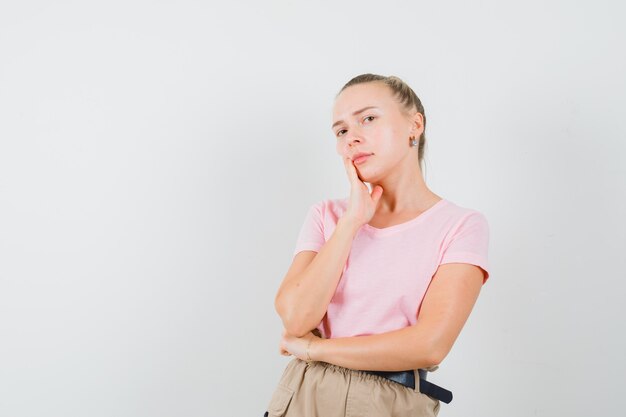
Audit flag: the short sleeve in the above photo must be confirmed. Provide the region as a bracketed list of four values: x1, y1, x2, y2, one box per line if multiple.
[440, 211, 491, 284]
[292, 201, 326, 257]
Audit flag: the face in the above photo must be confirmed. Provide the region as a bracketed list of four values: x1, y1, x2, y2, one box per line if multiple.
[331, 82, 421, 183]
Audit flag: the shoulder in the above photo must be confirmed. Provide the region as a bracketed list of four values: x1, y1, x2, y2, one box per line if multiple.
[308, 197, 349, 219]
[432, 199, 490, 245]
[439, 199, 489, 226]
[436, 200, 490, 251]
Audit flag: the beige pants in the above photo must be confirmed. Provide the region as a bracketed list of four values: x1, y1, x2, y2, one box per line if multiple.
[266, 357, 440, 417]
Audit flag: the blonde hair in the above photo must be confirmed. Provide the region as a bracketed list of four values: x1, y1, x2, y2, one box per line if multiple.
[337, 73, 427, 173]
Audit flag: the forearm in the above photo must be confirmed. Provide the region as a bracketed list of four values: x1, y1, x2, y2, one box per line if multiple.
[311, 325, 441, 371]
[277, 217, 360, 337]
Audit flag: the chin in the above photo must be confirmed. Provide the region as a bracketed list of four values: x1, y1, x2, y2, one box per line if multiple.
[356, 167, 382, 183]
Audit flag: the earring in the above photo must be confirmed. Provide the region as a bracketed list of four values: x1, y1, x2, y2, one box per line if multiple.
[410, 137, 418, 147]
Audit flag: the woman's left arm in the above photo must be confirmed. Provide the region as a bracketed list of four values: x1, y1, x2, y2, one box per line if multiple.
[309, 262, 485, 371]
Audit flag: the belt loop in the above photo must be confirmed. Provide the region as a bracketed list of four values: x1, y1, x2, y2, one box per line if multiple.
[413, 369, 420, 393]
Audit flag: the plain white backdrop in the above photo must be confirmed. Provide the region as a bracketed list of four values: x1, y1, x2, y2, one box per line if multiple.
[1, 1, 624, 416]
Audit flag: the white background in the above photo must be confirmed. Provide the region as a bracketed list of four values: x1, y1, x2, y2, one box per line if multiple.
[1, 1, 624, 416]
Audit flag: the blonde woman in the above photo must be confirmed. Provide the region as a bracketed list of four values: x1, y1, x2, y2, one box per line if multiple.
[265, 73, 491, 417]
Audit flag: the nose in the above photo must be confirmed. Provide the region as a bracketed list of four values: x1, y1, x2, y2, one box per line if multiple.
[345, 125, 363, 148]
[338, 134, 361, 157]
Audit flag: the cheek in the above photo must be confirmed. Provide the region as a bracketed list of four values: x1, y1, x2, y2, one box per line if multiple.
[381, 129, 405, 153]
[374, 138, 396, 157]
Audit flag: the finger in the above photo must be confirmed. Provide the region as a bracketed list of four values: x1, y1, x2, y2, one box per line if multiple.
[342, 156, 354, 181]
[371, 185, 384, 202]
[343, 156, 360, 185]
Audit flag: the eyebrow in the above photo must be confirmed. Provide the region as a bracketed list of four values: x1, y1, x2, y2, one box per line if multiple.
[332, 106, 380, 130]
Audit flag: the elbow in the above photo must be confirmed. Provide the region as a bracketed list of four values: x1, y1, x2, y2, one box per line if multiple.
[280, 311, 318, 338]
[274, 295, 311, 338]
[415, 348, 442, 369]
[426, 342, 451, 369]
[414, 333, 448, 369]
[274, 293, 291, 329]
[426, 351, 444, 369]
[280, 316, 314, 338]
[285, 325, 312, 339]
[274, 296, 320, 338]
[274, 288, 292, 321]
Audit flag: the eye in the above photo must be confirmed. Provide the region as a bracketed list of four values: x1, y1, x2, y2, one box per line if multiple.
[363, 115, 375, 122]
[336, 129, 347, 137]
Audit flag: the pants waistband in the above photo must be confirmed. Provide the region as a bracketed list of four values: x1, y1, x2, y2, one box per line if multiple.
[311, 361, 453, 404]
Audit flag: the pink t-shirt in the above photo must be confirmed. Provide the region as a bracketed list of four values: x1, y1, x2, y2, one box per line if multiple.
[292, 197, 490, 339]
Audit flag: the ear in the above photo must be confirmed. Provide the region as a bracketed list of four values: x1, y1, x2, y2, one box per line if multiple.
[409, 111, 424, 137]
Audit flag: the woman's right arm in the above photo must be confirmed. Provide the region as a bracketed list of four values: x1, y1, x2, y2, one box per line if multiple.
[274, 216, 360, 338]
[275, 156, 383, 338]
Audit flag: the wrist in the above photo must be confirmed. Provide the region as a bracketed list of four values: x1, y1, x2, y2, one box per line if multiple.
[338, 216, 361, 235]
[308, 337, 325, 362]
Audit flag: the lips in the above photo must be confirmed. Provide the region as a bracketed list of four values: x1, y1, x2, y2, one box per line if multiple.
[351, 152, 373, 163]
